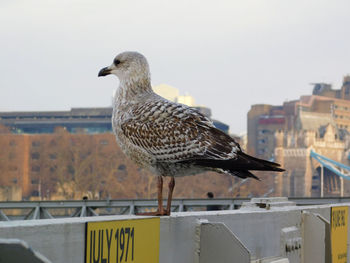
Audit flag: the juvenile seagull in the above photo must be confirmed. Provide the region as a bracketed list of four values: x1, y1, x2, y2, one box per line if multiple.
[98, 51, 284, 216]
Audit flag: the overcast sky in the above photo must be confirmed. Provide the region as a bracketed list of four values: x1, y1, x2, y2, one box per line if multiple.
[1, 0, 350, 134]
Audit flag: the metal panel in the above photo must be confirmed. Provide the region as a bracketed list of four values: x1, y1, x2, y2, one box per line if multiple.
[302, 211, 330, 263]
[0, 239, 51, 263]
[197, 222, 250, 263]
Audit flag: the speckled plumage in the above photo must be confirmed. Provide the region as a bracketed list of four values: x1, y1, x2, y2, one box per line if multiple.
[98, 51, 284, 215]
[115, 94, 241, 177]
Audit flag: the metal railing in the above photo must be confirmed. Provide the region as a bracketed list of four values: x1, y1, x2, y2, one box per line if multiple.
[1, 197, 350, 221]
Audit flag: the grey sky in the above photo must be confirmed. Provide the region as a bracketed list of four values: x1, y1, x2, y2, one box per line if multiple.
[1, 0, 350, 134]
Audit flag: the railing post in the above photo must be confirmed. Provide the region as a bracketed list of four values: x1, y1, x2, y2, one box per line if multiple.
[179, 200, 184, 212]
[320, 164, 324, 198]
[129, 203, 135, 215]
[80, 205, 86, 217]
[33, 206, 40, 220]
[340, 172, 344, 197]
[229, 202, 234, 210]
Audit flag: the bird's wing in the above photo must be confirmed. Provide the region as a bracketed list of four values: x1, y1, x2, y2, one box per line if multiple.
[121, 100, 240, 163]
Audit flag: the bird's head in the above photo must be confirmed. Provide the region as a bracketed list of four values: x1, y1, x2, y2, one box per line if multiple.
[98, 51, 151, 85]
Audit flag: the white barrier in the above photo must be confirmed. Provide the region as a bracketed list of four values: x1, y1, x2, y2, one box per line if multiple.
[0, 198, 348, 263]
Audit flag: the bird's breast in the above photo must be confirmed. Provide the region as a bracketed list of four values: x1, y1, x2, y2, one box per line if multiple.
[112, 109, 154, 168]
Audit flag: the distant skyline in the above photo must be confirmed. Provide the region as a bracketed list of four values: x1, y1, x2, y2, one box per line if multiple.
[1, 1, 350, 133]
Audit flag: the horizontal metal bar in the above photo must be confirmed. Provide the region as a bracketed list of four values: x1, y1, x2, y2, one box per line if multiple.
[1, 197, 350, 210]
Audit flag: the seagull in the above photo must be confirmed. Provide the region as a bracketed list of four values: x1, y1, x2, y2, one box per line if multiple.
[98, 51, 285, 216]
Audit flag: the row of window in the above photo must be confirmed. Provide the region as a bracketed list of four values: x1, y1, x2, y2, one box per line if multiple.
[334, 114, 350, 120]
[258, 138, 268, 144]
[0, 115, 110, 120]
[28, 164, 127, 173]
[8, 177, 40, 186]
[8, 148, 115, 161]
[7, 163, 127, 187]
[334, 105, 350, 111]
[8, 139, 110, 147]
[7, 140, 111, 160]
[7, 152, 57, 160]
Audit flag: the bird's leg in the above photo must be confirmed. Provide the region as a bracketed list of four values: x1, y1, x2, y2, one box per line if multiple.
[165, 176, 175, 215]
[136, 175, 166, 216]
[157, 176, 164, 213]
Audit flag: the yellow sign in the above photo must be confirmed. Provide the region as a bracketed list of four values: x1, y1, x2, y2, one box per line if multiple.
[85, 218, 160, 263]
[331, 206, 348, 263]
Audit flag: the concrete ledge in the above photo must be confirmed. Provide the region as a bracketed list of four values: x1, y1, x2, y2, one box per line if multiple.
[0, 203, 348, 262]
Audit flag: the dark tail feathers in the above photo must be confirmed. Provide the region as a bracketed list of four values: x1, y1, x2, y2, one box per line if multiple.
[191, 151, 285, 180]
[237, 152, 285, 172]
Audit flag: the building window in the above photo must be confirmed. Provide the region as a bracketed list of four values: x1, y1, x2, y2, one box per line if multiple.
[118, 164, 126, 171]
[31, 190, 39, 196]
[258, 149, 265, 154]
[259, 129, 270, 134]
[9, 165, 18, 171]
[32, 141, 40, 147]
[49, 153, 57, 160]
[258, 139, 267, 144]
[31, 179, 40, 184]
[31, 152, 40, 160]
[31, 165, 40, 172]
[8, 152, 16, 160]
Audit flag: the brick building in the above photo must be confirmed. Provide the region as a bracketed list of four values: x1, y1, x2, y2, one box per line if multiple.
[0, 127, 243, 201]
[247, 75, 350, 197]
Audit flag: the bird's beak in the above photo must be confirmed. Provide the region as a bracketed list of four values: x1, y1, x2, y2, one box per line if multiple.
[98, 67, 112, 77]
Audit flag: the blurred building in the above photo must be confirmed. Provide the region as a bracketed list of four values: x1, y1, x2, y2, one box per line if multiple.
[247, 75, 350, 197]
[153, 84, 196, 106]
[0, 130, 124, 200]
[248, 76, 350, 160]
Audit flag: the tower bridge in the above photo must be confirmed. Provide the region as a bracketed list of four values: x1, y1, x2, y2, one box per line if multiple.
[310, 150, 350, 197]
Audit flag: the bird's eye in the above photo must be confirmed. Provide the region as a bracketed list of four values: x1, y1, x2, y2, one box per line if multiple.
[114, 59, 121, 66]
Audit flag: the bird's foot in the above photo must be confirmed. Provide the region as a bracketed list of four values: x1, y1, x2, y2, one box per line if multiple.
[136, 209, 170, 216]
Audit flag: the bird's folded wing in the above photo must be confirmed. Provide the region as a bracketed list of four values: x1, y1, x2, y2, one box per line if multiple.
[121, 102, 239, 162]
